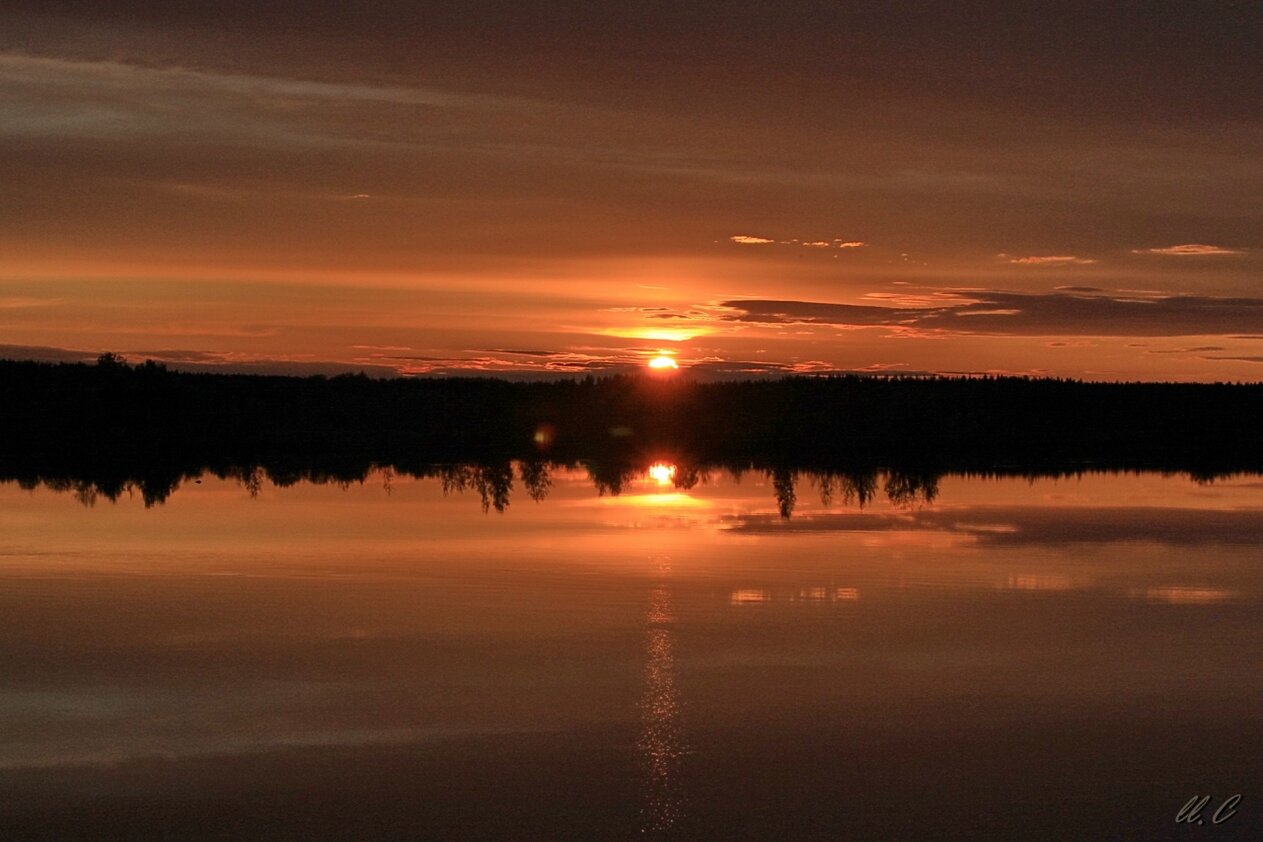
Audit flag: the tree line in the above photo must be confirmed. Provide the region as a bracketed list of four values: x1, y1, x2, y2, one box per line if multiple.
[3, 355, 1262, 482]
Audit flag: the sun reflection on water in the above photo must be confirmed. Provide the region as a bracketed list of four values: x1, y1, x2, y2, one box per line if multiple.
[639, 557, 686, 835]
[647, 463, 677, 486]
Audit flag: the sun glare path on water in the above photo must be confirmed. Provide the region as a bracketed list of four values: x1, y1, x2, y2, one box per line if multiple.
[648, 355, 679, 370]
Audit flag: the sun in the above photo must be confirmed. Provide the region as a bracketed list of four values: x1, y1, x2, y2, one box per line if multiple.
[647, 355, 679, 370]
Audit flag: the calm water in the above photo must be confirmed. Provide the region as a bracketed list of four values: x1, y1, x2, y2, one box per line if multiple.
[1, 466, 1260, 839]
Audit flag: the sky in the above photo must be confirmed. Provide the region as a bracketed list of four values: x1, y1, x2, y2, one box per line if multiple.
[2, 2, 1261, 380]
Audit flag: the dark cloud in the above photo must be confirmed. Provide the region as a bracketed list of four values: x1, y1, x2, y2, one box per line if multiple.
[0, 343, 401, 377]
[679, 361, 942, 380]
[373, 355, 459, 362]
[0, 344, 96, 363]
[721, 291, 1263, 337]
[127, 349, 234, 363]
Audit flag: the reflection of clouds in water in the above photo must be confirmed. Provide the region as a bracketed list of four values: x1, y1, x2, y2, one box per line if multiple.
[724, 506, 1263, 546]
[730, 587, 860, 605]
[1134, 586, 1235, 604]
[1004, 574, 1077, 592]
[639, 580, 686, 835]
[729, 588, 771, 605]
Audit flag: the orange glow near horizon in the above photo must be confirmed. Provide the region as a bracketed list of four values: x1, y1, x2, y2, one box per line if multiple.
[605, 327, 710, 342]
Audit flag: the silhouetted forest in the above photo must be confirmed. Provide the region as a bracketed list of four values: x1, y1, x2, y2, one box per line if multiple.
[2, 355, 1261, 515]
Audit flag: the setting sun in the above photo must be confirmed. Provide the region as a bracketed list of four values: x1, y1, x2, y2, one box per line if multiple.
[647, 355, 679, 370]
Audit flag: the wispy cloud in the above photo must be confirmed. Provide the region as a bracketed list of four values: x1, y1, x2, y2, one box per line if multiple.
[729, 235, 865, 250]
[0, 52, 537, 148]
[1132, 244, 1245, 256]
[1006, 255, 1097, 265]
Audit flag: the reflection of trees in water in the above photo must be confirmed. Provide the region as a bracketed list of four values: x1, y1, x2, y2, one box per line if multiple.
[770, 467, 934, 517]
[4, 457, 1250, 516]
[815, 470, 879, 508]
[518, 460, 552, 502]
[672, 464, 704, 490]
[231, 466, 265, 498]
[438, 463, 515, 513]
[34, 474, 182, 508]
[884, 471, 940, 508]
[771, 467, 797, 518]
[586, 459, 638, 497]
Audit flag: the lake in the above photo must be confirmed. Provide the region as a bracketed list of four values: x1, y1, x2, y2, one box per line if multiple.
[1, 464, 1260, 839]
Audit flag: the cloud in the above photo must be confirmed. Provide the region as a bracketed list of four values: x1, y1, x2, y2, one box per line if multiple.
[1008, 255, 1097, 265]
[0, 344, 97, 363]
[0, 343, 403, 377]
[1054, 286, 1105, 293]
[719, 289, 1263, 337]
[1132, 244, 1245, 256]
[729, 235, 865, 249]
[1201, 356, 1263, 364]
[479, 348, 562, 357]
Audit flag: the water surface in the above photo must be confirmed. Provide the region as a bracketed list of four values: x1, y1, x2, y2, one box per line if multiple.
[1, 466, 1260, 839]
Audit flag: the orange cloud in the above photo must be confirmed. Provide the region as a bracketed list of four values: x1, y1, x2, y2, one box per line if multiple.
[729, 235, 866, 249]
[1007, 255, 1097, 265]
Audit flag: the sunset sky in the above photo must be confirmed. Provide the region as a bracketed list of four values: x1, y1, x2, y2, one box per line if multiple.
[2, 3, 1261, 380]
